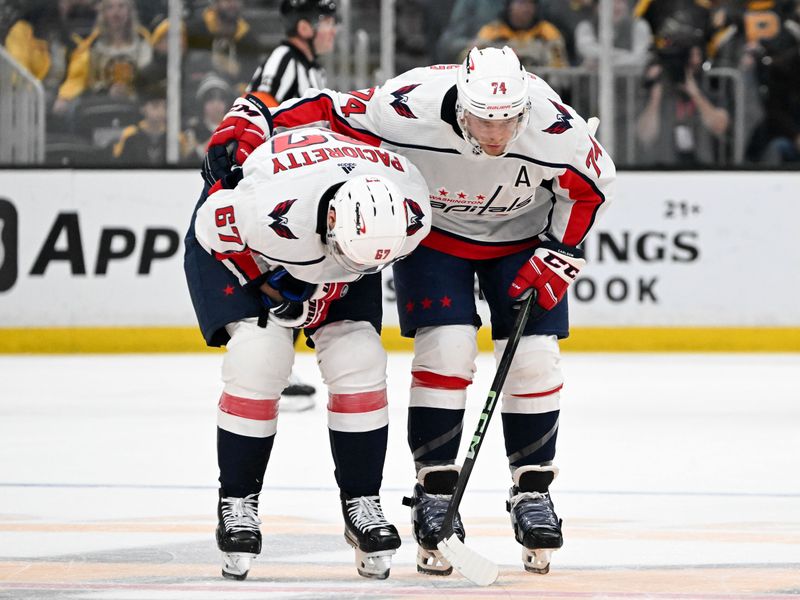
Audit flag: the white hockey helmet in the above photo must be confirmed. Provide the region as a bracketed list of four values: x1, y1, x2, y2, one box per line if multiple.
[456, 46, 531, 151]
[326, 175, 409, 274]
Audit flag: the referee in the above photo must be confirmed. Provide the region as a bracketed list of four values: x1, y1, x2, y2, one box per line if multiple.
[247, 0, 338, 105]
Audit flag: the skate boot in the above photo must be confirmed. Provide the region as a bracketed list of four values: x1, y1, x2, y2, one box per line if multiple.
[341, 492, 401, 579]
[216, 491, 262, 580]
[402, 465, 466, 576]
[507, 465, 563, 574]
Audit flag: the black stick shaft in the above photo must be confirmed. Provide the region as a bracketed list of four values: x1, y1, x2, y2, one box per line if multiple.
[438, 294, 534, 540]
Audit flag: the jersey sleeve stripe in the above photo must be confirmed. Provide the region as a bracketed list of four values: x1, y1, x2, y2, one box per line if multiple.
[212, 249, 263, 282]
[555, 168, 606, 246]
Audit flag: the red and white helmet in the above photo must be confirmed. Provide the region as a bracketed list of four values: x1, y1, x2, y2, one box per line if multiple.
[326, 175, 408, 274]
[456, 46, 531, 152]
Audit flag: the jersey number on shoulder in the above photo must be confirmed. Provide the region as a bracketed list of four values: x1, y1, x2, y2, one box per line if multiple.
[341, 87, 376, 117]
[215, 205, 243, 245]
[585, 136, 603, 177]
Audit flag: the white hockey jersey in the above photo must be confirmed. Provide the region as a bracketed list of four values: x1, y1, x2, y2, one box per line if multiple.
[269, 64, 615, 259]
[194, 127, 432, 286]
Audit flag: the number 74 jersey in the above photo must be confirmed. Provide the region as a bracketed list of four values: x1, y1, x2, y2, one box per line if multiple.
[194, 127, 432, 286]
[270, 64, 616, 259]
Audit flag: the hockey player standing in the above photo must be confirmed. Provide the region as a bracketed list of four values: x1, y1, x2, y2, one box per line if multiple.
[186, 121, 432, 580]
[245, 0, 339, 408]
[203, 46, 616, 576]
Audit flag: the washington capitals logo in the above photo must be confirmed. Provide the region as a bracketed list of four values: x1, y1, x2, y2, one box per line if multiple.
[404, 197, 425, 235]
[268, 199, 298, 239]
[542, 99, 573, 134]
[390, 84, 421, 119]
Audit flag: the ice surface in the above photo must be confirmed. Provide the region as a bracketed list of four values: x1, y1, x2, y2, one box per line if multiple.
[1, 352, 798, 599]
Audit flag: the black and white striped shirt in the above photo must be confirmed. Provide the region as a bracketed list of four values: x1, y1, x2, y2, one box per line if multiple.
[246, 41, 327, 103]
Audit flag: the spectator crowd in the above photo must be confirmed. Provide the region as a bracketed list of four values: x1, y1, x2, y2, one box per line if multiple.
[2, 0, 799, 166]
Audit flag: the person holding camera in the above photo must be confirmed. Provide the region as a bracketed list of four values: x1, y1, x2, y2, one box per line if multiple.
[635, 21, 730, 165]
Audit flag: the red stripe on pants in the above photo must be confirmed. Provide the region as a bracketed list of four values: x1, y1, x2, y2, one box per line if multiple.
[411, 370, 471, 390]
[509, 384, 563, 398]
[219, 392, 278, 420]
[328, 389, 388, 413]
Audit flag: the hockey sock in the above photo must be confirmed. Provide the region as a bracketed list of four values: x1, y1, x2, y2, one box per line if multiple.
[217, 427, 275, 497]
[407, 406, 465, 471]
[502, 409, 559, 469]
[329, 425, 387, 497]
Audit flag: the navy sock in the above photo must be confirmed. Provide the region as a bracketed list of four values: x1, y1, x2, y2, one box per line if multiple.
[329, 425, 388, 497]
[501, 409, 559, 468]
[407, 406, 465, 470]
[217, 427, 275, 497]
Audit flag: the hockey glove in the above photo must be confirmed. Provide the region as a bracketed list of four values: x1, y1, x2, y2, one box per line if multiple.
[508, 240, 585, 312]
[202, 94, 273, 187]
[264, 282, 350, 329]
[265, 267, 318, 303]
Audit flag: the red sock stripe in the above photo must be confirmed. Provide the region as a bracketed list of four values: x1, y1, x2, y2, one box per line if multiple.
[327, 389, 388, 413]
[219, 392, 278, 421]
[411, 370, 471, 390]
[509, 384, 563, 398]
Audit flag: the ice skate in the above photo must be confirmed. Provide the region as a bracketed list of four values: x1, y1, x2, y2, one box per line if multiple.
[341, 492, 401, 579]
[402, 465, 465, 576]
[507, 465, 563, 574]
[280, 372, 316, 412]
[216, 492, 262, 580]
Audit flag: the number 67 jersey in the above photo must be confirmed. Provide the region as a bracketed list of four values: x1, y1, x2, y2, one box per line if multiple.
[194, 127, 432, 285]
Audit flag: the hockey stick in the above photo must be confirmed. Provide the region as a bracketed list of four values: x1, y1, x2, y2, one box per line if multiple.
[436, 292, 537, 586]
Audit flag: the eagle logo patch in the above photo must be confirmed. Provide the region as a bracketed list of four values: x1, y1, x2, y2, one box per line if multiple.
[268, 199, 298, 239]
[542, 99, 573, 134]
[390, 84, 421, 119]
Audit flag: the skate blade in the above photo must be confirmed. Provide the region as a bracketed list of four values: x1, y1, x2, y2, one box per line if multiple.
[355, 548, 395, 579]
[416, 546, 453, 576]
[344, 531, 396, 579]
[522, 548, 554, 574]
[221, 552, 256, 580]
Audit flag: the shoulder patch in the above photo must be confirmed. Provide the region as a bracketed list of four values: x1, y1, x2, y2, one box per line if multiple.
[268, 199, 298, 240]
[542, 99, 573, 134]
[390, 84, 421, 119]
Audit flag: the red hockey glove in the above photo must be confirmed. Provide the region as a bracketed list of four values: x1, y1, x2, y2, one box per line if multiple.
[267, 282, 350, 329]
[508, 241, 585, 312]
[202, 94, 273, 187]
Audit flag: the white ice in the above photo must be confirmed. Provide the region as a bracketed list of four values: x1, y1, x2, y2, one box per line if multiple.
[1, 352, 799, 599]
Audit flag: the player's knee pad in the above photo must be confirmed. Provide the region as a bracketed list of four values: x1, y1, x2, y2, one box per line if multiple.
[495, 334, 563, 415]
[218, 318, 294, 437]
[312, 320, 388, 433]
[410, 325, 477, 410]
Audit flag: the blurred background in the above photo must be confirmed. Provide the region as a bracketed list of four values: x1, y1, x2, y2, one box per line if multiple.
[2, 0, 800, 168]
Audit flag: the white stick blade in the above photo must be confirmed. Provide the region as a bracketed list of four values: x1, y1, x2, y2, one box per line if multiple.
[587, 116, 600, 136]
[436, 534, 498, 586]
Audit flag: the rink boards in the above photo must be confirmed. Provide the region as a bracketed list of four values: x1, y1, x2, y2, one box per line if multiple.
[0, 169, 798, 352]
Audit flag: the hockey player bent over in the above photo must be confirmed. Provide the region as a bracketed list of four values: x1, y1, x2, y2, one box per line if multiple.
[203, 47, 615, 575]
[185, 122, 431, 580]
